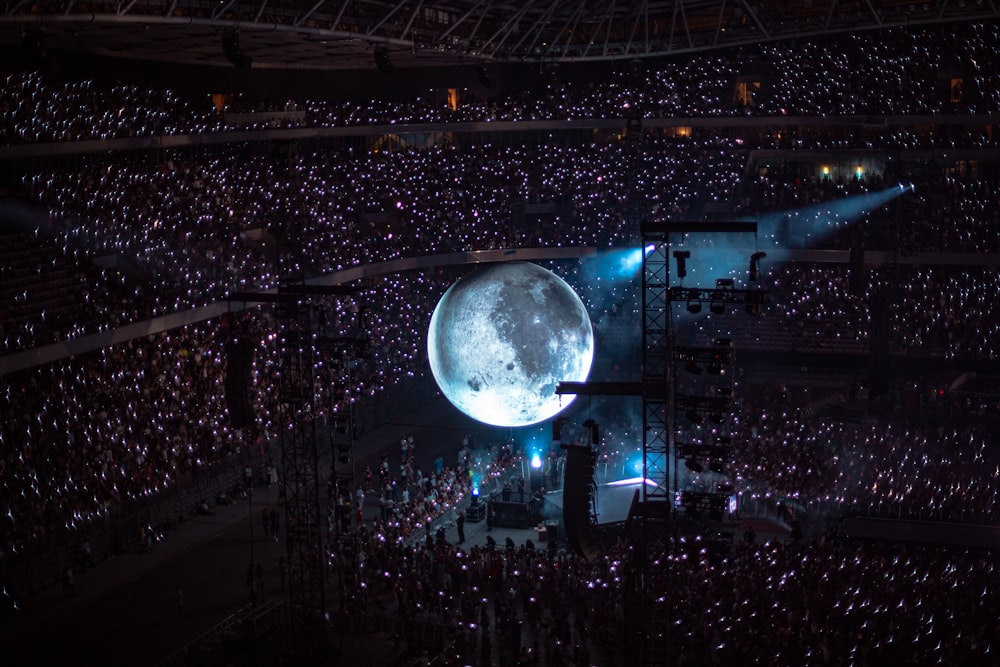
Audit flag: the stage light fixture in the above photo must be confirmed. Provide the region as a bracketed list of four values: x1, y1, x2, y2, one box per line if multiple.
[685, 410, 703, 425]
[685, 459, 704, 473]
[749, 252, 767, 282]
[745, 291, 767, 317]
[684, 360, 702, 375]
[672, 250, 690, 278]
[709, 459, 725, 474]
[686, 300, 702, 314]
[709, 299, 725, 315]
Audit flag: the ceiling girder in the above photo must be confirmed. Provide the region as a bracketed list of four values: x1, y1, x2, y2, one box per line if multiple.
[368, 0, 407, 35]
[437, 0, 487, 43]
[481, 0, 536, 57]
[398, 0, 423, 42]
[739, 0, 769, 38]
[558, 0, 589, 59]
[509, 0, 559, 58]
[825, 0, 839, 30]
[213, 0, 239, 21]
[0, 1, 997, 69]
[293, 0, 327, 28]
[254, 0, 268, 22]
[332, 0, 350, 28]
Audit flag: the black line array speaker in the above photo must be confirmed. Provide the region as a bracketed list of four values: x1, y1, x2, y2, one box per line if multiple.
[22, 29, 49, 68]
[475, 63, 493, 87]
[552, 417, 568, 441]
[374, 47, 394, 75]
[224, 336, 253, 428]
[221, 30, 252, 69]
[562, 445, 600, 561]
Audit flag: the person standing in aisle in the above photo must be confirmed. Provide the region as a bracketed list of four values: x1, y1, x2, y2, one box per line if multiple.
[456, 509, 466, 544]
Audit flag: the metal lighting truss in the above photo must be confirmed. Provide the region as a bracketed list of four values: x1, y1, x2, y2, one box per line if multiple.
[275, 297, 329, 652]
[231, 281, 358, 654]
[675, 489, 729, 520]
[668, 285, 769, 312]
[675, 440, 732, 461]
[641, 237, 671, 505]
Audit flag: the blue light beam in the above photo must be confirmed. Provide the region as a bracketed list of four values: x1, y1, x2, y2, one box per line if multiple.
[673, 185, 910, 288]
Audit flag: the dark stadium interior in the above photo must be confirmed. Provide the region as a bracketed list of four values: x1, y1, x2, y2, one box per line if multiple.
[1, 2, 1000, 666]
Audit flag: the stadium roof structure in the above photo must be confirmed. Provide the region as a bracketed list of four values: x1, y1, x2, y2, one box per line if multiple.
[0, 0, 998, 71]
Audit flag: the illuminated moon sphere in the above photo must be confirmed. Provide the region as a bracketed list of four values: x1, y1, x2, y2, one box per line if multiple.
[427, 262, 594, 428]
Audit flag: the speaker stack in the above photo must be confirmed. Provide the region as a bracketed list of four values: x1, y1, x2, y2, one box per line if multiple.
[561, 444, 600, 561]
[221, 30, 252, 69]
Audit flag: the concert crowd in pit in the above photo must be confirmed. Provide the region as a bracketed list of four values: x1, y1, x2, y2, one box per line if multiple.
[1, 20, 998, 667]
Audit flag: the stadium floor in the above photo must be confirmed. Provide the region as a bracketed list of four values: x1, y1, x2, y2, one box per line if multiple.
[0, 399, 572, 667]
[1, 394, 793, 667]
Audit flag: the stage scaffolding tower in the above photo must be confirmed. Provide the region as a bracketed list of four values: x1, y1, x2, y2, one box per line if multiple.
[636, 220, 766, 667]
[229, 280, 359, 659]
[275, 292, 328, 653]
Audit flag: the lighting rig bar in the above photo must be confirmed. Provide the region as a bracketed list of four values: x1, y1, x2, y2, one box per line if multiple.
[668, 286, 769, 307]
[675, 443, 734, 460]
[675, 490, 730, 517]
[673, 343, 733, 364]
[674, 395, 733, 413]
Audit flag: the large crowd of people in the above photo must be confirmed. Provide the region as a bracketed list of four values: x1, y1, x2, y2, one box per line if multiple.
[2, 23, 998, 144]
[4, 142, 998, 358]
[729, 380, 1000, 522]
[1, 19, 999, 667]
[4, 141, 741, 352]
[349, 530, 998, 666]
